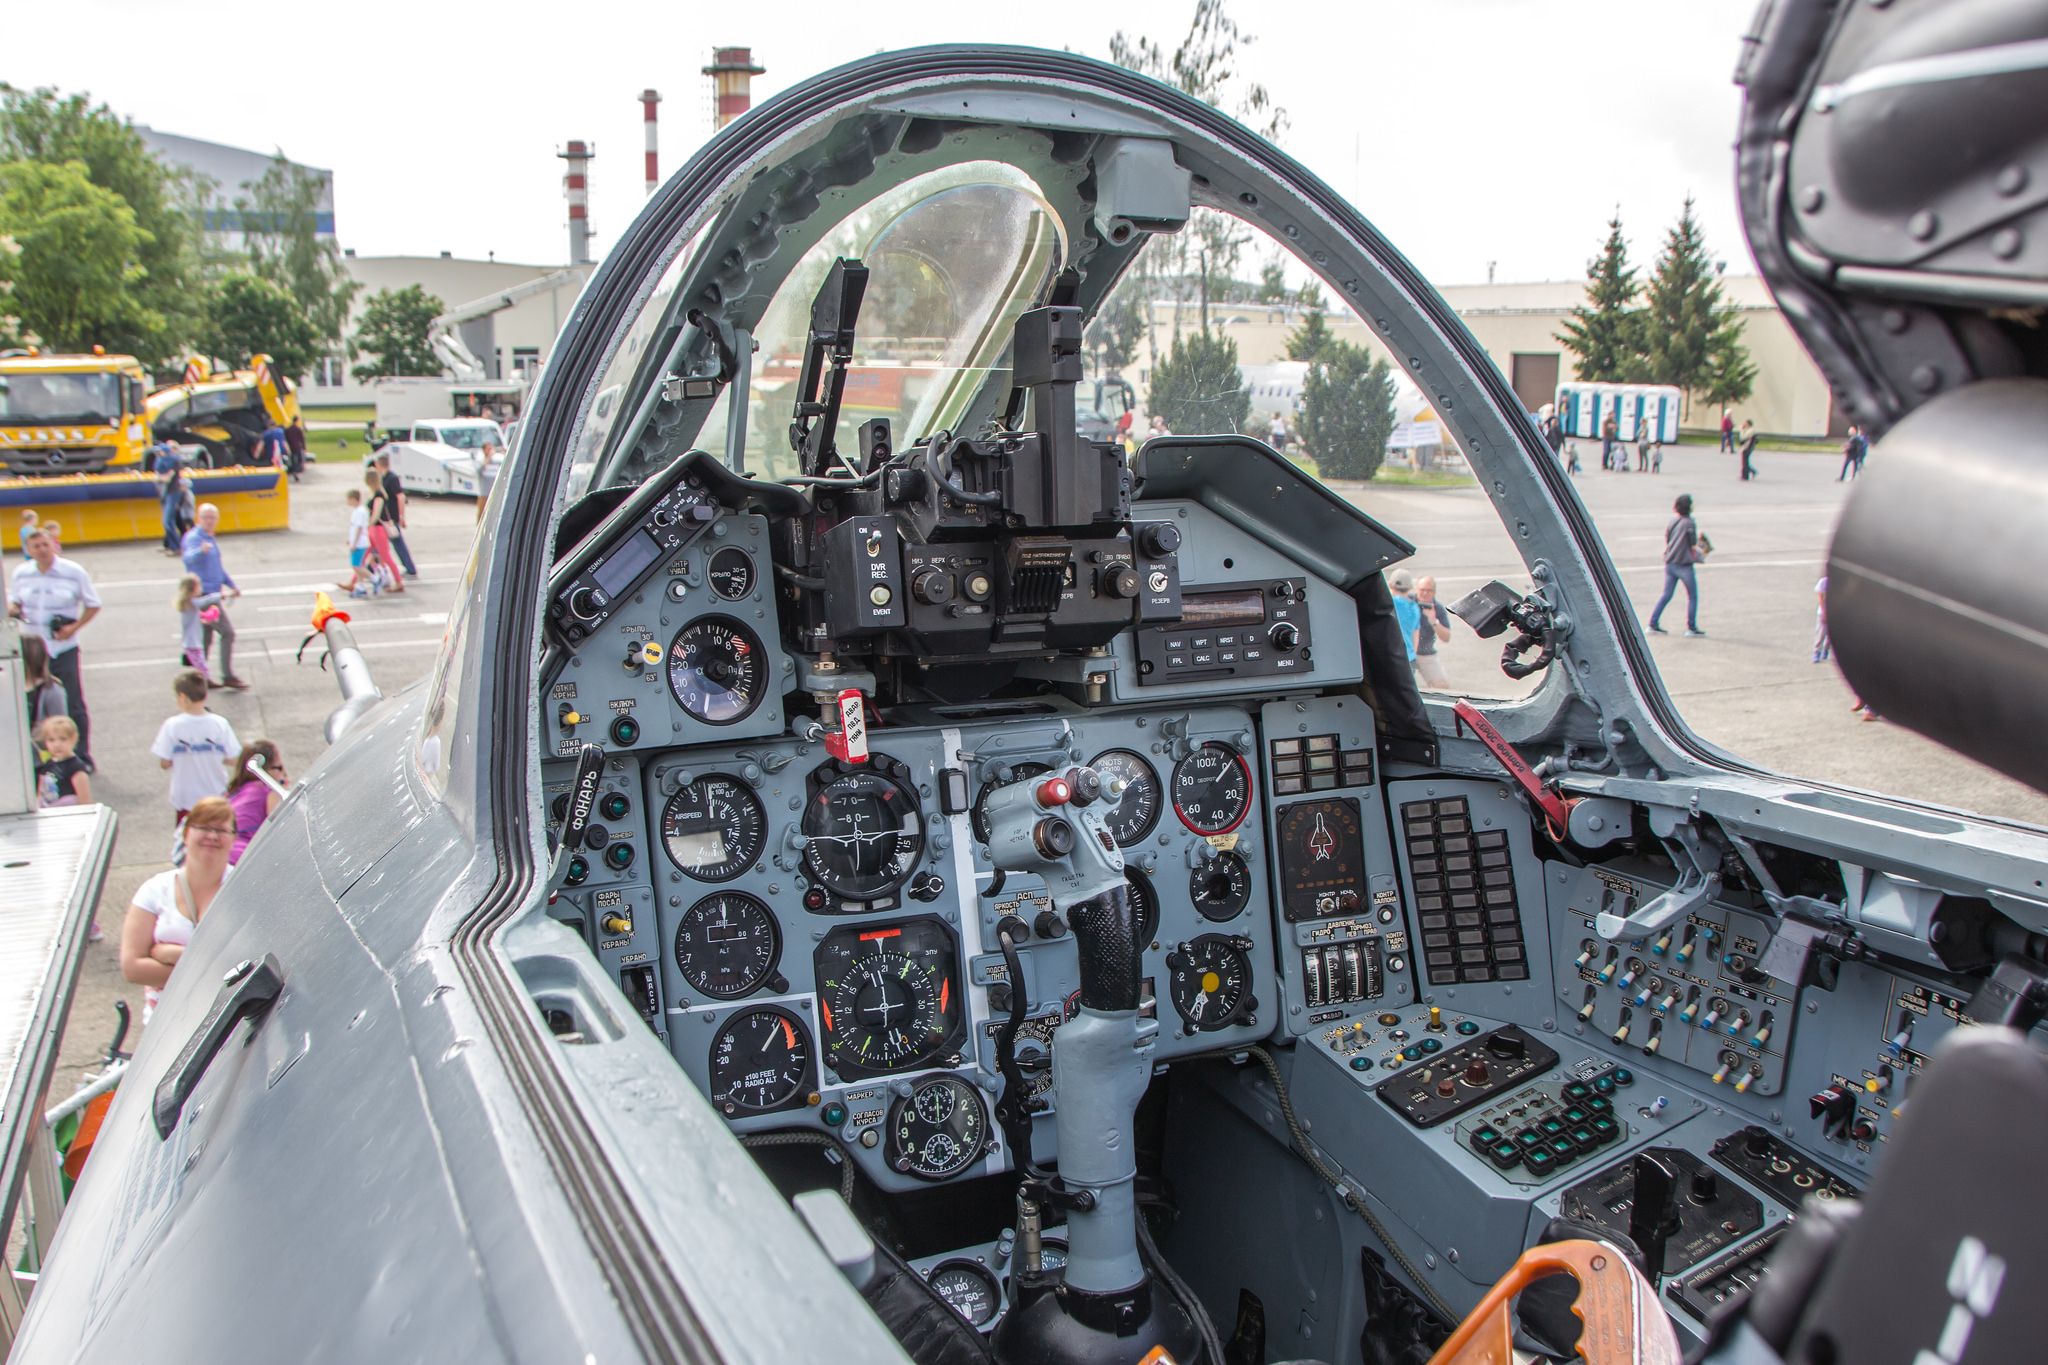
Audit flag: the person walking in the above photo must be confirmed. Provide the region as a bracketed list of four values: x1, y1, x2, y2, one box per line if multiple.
[151, 441, 187, 554]
[1718, 409, 1735, 453]
[1635, 425, 1654, 473]
[7, 525, 100, 768]
[120, 794, 236, 1025]
[1411, 575, 1454, 691]
[1737, 420, 1759, 482]
[363, 468, 407, 593]
[1837, 426, 1868, 481]
[284, 416, 308, 481]
[1647, 493, 1709, 637]
[1813, 574, 1832, 664]
[181, 503, 249, 689]
[374, 451, 419, 577]
[15, 509, 39, 557]
[1600, 414, 1619, 471]
[175, 572, 224, 673]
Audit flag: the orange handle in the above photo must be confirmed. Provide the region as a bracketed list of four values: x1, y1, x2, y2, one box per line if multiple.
[1426, 1239, 1681, 1365]
[310, 590, 350, 633]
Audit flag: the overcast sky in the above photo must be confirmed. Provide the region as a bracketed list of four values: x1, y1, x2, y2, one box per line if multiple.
[9, 0, 1761, 286]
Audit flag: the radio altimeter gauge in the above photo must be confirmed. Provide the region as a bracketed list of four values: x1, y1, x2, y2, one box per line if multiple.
[673, 891, 781, 999]
[814, 919, 963, 1079]
[659, 774, 766, 880]
[1171, 743, 1252, 836]
[1089, 749, 1162, 847]
[707, 1006, 812, 1115]
[888, 1074, 989, 1181]
[1167, 934, 1255, 1032]
[667, 616, 767, 725]
[802, 758, 925, 906]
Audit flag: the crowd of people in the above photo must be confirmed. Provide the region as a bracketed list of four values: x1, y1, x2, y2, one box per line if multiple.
[7, 429, 424, 991]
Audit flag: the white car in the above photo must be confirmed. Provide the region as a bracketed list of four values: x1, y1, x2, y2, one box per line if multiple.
[369, 417, 504, 497]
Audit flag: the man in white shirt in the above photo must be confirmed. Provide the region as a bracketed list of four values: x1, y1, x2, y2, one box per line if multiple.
[8, 527, 102, 768]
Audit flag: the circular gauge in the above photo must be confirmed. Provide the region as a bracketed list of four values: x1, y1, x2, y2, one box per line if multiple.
[1167, 934, 1255, 1032]
[803, 761, 925, 905]
[1038, 1239, 1068, 1274]
[707, 546, 756, 600]
[888, 1074, 989, 1181]
[972, 762, 1051, 844]
[1171, 744, 1253, 836]
[667, 617, 768, 725]
[1125, 867, 1161, 946]
[1089, 749, 1162, 847]
[1189, 850, 1253, 921]
[673, 892, 781, 999]
[659, 774, 766, 880]
[707, 1006, 812, 1115]
[814, 919, 963, 1078]
[928, 1260, 1002, 1328]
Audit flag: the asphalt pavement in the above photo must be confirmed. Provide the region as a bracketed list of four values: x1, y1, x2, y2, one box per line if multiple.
[31, 437, 2048, 1135]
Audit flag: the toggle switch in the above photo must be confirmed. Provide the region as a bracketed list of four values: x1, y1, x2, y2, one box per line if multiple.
[1610, 1008, 1634, 1044]
[1650, 928, 1673, 956]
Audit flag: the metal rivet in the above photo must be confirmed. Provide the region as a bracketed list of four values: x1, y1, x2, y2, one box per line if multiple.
[1911, 364, 1941, 393]
[224, 959, 254, 985]
[1908, 211, 1938, 241]
[1997, 165, 2029, 197]
[1799, 186, 1825, 213]
[1993, 228, 2024, 260]
[1881, 309, 1911, 334]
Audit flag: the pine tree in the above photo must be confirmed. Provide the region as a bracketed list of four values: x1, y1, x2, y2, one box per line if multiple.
[1147, 328, 1249, 436]
[1300, 342, 1396, 481]
[1285, 307, 1333, 362]
[1556, 214, 1643, 382]
[1641, 196, 1754, 409]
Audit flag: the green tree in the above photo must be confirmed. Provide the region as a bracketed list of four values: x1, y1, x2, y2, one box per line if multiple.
[351, 285, 444, 381]
[1299, 341, 1396, 481]
[0, 158, 156, 352]
[237, 155, 357, 373]
[1147, 328, 1248, 435]
[0, 87, 206, 365]
[1285, 307, 1334, 362]
[1556, 213, 1646, 382]
[1085, 283, 1146, 372]
[1640, 196, 1754, 410]
[0, 232, 28, 348]
[1255, 259, 1290, 304]
[202, 270, 322, 379]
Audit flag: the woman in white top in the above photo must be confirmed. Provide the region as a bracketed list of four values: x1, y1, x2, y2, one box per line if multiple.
[120, 794, 234, 1023]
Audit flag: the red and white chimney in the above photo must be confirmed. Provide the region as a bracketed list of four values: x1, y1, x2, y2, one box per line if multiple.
[558, 140, 594, 265]
[640, 89, 661, 197]
[702, 47, 766, 132]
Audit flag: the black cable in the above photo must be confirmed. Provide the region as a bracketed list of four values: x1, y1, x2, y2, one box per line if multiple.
[1244, 1045, 1456, 1323]
[1138, 1214, 1225, 1365]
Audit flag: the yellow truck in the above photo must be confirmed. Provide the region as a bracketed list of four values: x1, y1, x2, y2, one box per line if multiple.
[0, 350, 152, 475]
[0, 349, 302, 475]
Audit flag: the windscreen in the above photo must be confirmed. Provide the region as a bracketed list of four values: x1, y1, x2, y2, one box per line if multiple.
[0, 373, 122, 424]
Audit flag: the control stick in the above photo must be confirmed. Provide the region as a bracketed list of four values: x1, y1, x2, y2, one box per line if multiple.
[980, 767, 1203, 1365]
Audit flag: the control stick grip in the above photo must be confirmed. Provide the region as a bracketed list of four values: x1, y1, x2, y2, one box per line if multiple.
[1067, 884, 1142, 1013]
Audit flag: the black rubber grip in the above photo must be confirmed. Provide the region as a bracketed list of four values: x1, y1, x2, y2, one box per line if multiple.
[1069, 885, 1141, 1012]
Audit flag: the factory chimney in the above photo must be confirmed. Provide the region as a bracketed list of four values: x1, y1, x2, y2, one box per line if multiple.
[640, 89, 661, 196]
[558, 140, 594, 265]
[702, 47, 766, 131]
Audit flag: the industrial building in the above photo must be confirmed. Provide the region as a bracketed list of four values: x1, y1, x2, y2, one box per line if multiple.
[1130, 274, 1836, 438]
[135, 126, 335, 249]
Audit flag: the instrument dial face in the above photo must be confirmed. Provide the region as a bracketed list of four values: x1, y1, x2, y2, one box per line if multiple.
[927, 1260, 1002, 1327]
[707, 546, 756, 600]
[1126, 868, 1161, 947]
[888, 1074, 989, 1181]
[673, 892, 780, 999]
[707, 1006, 812, 1115]
[667, 616, 768, 725]
[1089, 749, 1162, 847]
[1189, 850, 1253, 921]
[803, 761, 925, 905]
[814, 920, 962, 1079]
[659, 775, 766, 880]
[1168, 934, 1254, 1032]
[972, 763, 1051, 844]
[1276, 799, 1366, 922]
[1171, 744, 1253, 836]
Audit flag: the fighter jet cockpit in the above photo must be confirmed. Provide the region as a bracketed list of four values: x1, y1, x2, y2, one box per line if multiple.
[27, 26, 2048, 1365]
[503, 42, 2048, 1365]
